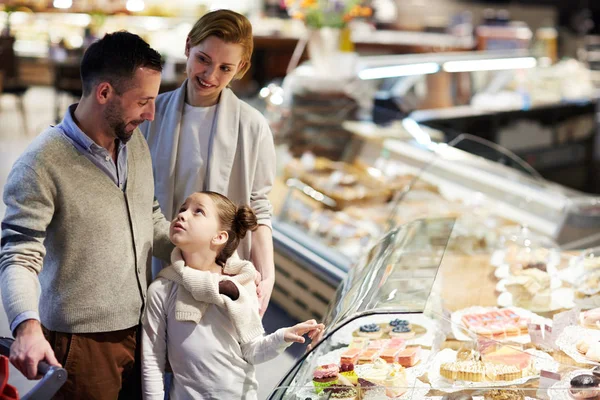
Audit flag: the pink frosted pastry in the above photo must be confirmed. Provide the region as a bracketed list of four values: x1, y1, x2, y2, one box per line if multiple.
[396, 346, 421, 367]
[380, 347, 401, 364]
[367, 340, 387, 350]
[386, 338, 406, 349]
[357, 348, 380, 365]
[340, 348, 362, 365]
[348, 337, 369, 350]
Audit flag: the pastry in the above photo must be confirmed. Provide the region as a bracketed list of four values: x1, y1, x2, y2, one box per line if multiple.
[379, 347, 401, 364]
[359, 358, 391, 386]
[442, 393, 474, 400]
[357, 378, 386, 399]
[482, 346, 532, 370]
[384, 366, 407, 398]
[483, 388, 526, 400]
[485, 363, 523, 381]
[387, 318, 410, 332]
[357, 348, 380, 365]
[366, 339, 387, 350]
[569, 374, 600, 399]
[340, 348, 361, 365]
[582, 309, 600, 328]
[396, 346, 421, 367]
[389, 325, 415, 339]
[323, 386, 358, 400]
[339, 363, 358, 385]
[386, 338, 406, 349]
[357, 323, 383, 339]
[593, 366, 600, 378]
[587, 343, 600, 362]
[578, 339, 592, 355]
[312, 364, 339, 394]
[348, 337, 369, 350]
[440, 360, 486, 382]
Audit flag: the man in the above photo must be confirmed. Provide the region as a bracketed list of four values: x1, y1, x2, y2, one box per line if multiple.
[0, 31, 172, 399]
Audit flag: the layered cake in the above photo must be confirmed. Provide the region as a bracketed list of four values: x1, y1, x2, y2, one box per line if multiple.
[396, 346, 421, 367]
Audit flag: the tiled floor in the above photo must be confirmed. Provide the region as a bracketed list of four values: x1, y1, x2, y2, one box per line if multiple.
[0, 87, 300, 399]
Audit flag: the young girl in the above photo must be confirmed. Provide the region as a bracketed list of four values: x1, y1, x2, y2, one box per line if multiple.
[141, 191, 324, 399]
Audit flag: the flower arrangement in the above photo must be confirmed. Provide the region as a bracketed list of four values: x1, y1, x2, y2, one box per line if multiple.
[285, 0, 372, 29]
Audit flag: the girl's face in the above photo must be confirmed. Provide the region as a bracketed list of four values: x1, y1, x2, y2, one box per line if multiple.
[185, 35, 245, 106]
[170, 193, 226, 251]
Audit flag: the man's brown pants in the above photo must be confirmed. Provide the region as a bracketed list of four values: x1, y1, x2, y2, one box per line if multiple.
[42, 326, 141, 400]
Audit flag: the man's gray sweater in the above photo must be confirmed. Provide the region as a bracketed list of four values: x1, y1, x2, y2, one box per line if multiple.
[0, 128, 172, 333]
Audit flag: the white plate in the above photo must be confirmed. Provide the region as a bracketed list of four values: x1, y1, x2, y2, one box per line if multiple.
[549, 369, 598, 400]
[497, 288, 575, 312]
[428, 348, 559, 393]
[451, 306, 551, 343]
[556, 325, 600, 366]
[496, 277, 562, 292]
[293, 377, 431, 400]
[329, 313, 441, 349]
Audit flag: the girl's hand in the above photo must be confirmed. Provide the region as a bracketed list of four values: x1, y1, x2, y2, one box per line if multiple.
[283, 320, 325, 344]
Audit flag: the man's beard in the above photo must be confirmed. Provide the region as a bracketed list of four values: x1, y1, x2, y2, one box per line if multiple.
[105, 99, 143, 144]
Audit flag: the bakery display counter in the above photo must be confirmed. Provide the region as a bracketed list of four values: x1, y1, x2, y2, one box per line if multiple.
[270, 122, 600, 323]
[268, 217, 600, 400]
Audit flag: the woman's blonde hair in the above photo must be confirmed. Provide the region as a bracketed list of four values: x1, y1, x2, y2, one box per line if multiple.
[188, 9, 253, 80]
[201, 191, 258, 267]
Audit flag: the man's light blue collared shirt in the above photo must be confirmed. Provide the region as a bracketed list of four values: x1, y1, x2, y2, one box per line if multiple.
[10, 104, 129, 335]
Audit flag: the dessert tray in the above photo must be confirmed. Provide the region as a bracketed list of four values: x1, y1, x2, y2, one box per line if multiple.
[556, 325, 600, 366]
[451, 306, 551, 344]
[317, 347, 434, 381]
[331, 313, 440, 348]
[428, 348, 559, 393]
[293, 378, 431, 400]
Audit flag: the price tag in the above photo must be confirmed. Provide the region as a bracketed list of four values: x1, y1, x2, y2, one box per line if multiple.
[528, 323, 545, 344]
[538, 369, 562, 399]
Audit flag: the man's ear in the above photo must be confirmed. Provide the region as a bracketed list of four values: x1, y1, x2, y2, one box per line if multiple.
[95, 82, 113, 105]
[213, 230, 228, 246]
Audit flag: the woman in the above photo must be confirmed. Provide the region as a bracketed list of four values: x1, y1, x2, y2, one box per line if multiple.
[141, 9, 276, 315]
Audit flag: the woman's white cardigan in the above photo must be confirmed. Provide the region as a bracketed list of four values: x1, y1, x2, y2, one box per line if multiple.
[141, 81, 276, 274]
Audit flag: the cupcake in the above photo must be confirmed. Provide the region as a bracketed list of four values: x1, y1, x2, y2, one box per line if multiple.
[389, 325, 415, 339]
[312, 364, 339, 394]
[339, 362, 358, 385]
[358, 323, 383, 339]
[324, 386, 358, 400]
[569, 374, 600, 399]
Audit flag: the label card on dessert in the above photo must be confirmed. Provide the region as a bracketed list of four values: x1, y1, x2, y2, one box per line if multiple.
[551, 308, 580, 345]
[528, 323, 544, 346]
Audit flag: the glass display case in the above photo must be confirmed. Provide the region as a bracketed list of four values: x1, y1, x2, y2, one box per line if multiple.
[268, 216, 600, 400]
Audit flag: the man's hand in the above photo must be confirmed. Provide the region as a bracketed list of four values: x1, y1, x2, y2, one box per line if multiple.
[257, 278, 274, 317]
[10, 320, 61, 379]
[283, 319, 325, 344]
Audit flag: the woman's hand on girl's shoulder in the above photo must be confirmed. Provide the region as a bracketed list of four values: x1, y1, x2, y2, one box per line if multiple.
[283, 320, 325, 345]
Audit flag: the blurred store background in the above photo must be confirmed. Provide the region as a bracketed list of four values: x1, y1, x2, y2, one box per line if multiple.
[2, 0, 600, 397]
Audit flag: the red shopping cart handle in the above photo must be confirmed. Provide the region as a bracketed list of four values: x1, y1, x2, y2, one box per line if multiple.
[0, 337, 67, 400]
